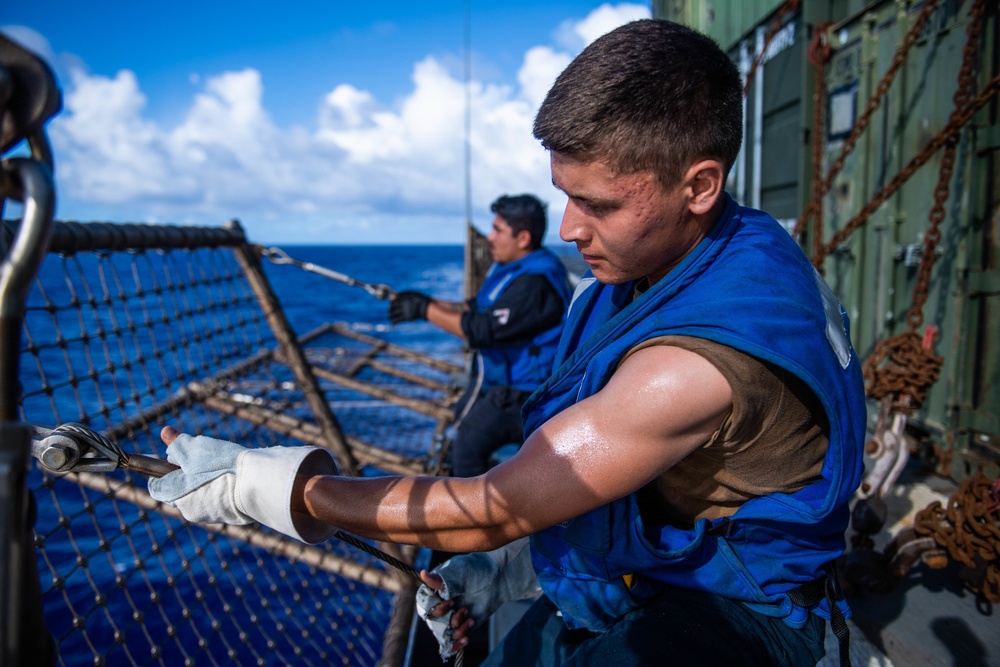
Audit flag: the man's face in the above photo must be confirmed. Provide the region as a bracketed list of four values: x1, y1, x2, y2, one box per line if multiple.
[552, 152, 698, 286]
[487, 215, 529, 264]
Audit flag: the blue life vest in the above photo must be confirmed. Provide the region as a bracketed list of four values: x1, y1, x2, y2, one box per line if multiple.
[522, 195, 867, 633]
[476, 248, 572, 392]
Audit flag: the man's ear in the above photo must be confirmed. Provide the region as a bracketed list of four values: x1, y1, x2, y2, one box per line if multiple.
[515, 229, 533, 250]
[684, 159, 725, 215]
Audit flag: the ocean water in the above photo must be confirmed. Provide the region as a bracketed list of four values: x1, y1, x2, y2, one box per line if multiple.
[27, 244, 470, 665]
[263, 244, 466, 340]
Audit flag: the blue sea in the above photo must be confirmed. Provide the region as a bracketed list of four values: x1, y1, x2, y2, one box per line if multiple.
[26, 244, 472, 665]
[265, 244, 466, 341]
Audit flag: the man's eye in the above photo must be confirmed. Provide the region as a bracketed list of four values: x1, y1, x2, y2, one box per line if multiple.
[578, 201, 607, 216]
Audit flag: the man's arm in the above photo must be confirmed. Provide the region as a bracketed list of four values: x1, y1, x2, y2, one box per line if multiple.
[426, 299, 468, 338]
[295, 344, 732, 552]
[412, 275, 565, 343]
[461, 275, 565, 348]
[388, 292, 469, 338]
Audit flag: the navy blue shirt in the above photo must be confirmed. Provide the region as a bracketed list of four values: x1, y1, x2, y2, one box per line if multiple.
[461, 274, 565, 348]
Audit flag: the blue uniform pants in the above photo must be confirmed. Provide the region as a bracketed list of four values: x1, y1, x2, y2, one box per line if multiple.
[452, 386, 531, 477]
[482, 586, 827, 666]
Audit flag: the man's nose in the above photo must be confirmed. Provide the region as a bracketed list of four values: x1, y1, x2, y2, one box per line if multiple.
[560, 205, 586, 243]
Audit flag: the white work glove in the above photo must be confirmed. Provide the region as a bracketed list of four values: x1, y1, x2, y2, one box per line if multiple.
[147, 433, 338, 544]
[415, 537, 541, 661]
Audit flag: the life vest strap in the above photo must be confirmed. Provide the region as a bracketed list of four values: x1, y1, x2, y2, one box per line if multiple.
[788, 562, 851, 667]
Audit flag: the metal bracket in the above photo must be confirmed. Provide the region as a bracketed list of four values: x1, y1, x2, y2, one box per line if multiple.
[29, 423, 122, 473]
[0, 33, 62, 155]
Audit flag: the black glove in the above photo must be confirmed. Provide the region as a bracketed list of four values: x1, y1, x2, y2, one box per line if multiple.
[389, 291, 431, 323]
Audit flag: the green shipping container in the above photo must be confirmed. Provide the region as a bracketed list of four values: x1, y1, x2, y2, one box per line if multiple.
[657, 0, 999, 483]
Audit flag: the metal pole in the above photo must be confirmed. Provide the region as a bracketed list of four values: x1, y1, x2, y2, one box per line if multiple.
[227, 220, 361, 476]
[0, 155, 57, 666]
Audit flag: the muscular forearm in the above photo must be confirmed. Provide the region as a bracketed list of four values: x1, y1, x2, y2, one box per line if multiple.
[293, 473, 531, 552]
[154, 346, 732, 554]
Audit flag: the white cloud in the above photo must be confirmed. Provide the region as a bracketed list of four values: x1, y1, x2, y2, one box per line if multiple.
[573, 3, 650, 45]
[25, 3, 651, 244]
[553, 3, 651, 51]
[518, 47, 573, 111]
[320, 84, 377, 130]
[54, 69, 178, 204]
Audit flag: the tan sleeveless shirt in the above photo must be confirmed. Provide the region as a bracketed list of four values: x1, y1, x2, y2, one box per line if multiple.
[625, 335, 830, 528]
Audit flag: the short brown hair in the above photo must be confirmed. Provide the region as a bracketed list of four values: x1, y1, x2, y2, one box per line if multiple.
[533, 19, 743, 189]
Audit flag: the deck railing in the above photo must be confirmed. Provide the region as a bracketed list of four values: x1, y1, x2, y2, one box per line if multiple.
[3, 217, 464, 666]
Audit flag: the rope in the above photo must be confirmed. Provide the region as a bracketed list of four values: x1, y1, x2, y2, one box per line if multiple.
[450, 352, 484, 441]
[463, 0, 473, 227]
[259, 245, 395, 300]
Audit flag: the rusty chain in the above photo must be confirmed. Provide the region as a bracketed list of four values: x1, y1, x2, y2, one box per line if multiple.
[794, 0, 942, 244]
[863, 330, 943, 411]
[858, 0, 990, 404]
[806, 21, 835, 262]
[906, 0, 986, 331]
[743, 0, 801, 96]
[817, 69, 1000, 264]
[815, 0, 993, 264]
[913, 473, 1000, 603]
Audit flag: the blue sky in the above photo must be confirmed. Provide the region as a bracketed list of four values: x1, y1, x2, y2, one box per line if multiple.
[1, 1, 651, 245]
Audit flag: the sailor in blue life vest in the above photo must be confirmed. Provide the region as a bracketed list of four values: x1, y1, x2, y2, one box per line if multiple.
[148, 18, 867, 667]
[387, 194, 572, 478]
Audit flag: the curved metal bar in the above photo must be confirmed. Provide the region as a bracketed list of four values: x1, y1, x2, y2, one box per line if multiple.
[0, 156, 55, 667]
[26, 128, 53, 173]
[0, 157, 54, 420]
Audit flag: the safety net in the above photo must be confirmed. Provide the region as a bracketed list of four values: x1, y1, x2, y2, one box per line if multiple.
[10, 219, 465, 666]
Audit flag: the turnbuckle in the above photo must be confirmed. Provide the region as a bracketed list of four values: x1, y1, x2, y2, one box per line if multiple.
[30, 423, 177, 477]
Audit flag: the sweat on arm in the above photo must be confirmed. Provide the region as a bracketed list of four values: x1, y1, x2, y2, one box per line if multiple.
[291, 344, 732, 553]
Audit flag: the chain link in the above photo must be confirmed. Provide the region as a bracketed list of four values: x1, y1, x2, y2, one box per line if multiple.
[815, 0, 994, 266]
[806, 21, 835, 263]
[794, 0, 942, 243]
[817, 70, 1000, 265]
[808, 0, 994, 409]
[905, 0, 986, 331]
[862, 331, 943, 412]
[914, 473, 1000, 603]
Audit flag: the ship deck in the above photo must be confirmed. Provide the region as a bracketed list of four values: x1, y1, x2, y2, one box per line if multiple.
[481, 459, 998, 667]
[818, 463, 998, 666]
